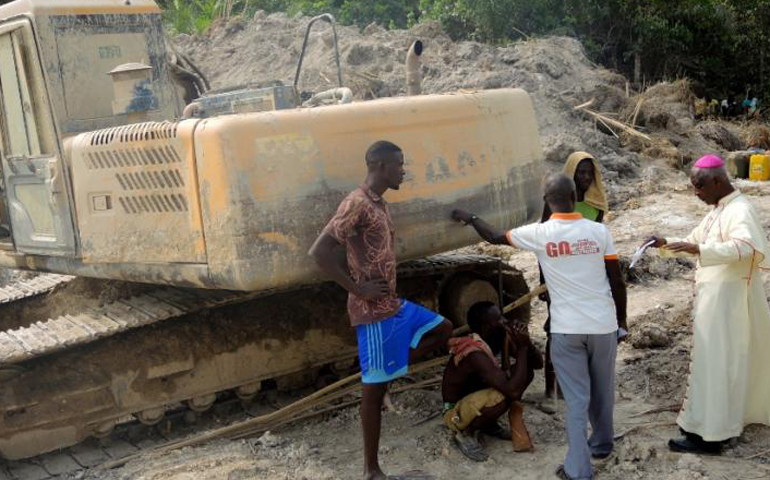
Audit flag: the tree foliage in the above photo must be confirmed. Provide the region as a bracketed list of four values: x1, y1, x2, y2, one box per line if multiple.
[0, 0, 758, 99]
[419, 0, 770, 100]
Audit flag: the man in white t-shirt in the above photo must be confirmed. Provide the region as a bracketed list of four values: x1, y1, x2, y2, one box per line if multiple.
[451, 173, 627, 480]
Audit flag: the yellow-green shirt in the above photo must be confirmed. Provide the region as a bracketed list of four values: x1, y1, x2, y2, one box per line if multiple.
[575, 201, 601, 221]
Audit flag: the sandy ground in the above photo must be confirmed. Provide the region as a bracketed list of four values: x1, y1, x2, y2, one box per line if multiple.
[85, 173, 770, 480]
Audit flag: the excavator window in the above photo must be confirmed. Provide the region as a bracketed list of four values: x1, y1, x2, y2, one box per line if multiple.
[0, 30, 49, 157]
[0, 28, 58, 240]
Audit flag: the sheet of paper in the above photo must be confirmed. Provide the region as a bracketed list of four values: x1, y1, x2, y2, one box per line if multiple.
[630, 240, 655, 269]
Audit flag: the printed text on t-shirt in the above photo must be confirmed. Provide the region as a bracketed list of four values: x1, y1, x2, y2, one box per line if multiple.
[545, 239, 600, 258]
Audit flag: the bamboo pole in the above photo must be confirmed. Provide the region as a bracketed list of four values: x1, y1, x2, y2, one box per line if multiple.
[503, 284, 547, 314]
[579, 108, 651, 141]
[231, 377, 443, 440]
[630, 98, 645, 126]
[101, 287, 546, 470]
[101, 357, 448, 470]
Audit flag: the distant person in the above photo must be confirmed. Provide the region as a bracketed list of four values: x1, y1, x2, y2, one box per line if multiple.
[720, 99, 729, 117]
[729, 97, 740, 117]
[442, 302, 542, 461]
[451, 173, 627, 480]
[743, 97, 753, 115]
[540, 152, 609, 399]
[694, 98, 708, 118]
[749, 97, 759, 117]
[644, 155, 770, 455]
[708, 98, 719, 117]
[310, 140, 453, 480]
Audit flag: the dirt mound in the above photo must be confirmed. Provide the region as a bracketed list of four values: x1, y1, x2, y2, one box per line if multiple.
[620, 302, 693, 401]
[626, 80, 695, 133]
[696, 122, 744, 151]
[622, 255, 695, 285]
[618, 79, 767, 169]
[173, 14, 639, 179]
[743, 124, 770, 150]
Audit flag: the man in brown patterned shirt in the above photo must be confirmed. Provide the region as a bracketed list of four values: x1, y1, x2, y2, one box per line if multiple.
[310, 140, 452, 480]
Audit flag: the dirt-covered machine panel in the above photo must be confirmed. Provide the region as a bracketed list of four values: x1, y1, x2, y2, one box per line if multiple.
[63, 88, 542, 290]
[192, 88, 543, 291]
[65, 121, 207, 265]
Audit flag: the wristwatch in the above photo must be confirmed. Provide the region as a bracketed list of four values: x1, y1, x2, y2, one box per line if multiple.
[464, 214, 478, 226]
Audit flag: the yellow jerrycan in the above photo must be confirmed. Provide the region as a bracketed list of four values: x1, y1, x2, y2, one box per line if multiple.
[749, 154, 770, 181]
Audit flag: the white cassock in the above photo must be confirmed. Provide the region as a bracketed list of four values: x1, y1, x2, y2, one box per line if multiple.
[662, 189, 770, 441]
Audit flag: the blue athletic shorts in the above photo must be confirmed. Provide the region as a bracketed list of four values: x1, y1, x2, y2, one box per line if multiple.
[355, 300, 445, 384]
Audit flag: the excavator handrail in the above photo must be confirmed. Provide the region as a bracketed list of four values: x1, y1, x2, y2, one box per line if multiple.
[293, 13, 343, 89]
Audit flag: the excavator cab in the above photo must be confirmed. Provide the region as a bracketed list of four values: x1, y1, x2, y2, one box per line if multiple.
[0, 0, 182, 260]
[0, 18, 76, 256]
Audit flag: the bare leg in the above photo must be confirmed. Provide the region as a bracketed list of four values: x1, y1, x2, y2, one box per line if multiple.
[466, 399, 511, 433]
[453, 399, 512, 462]
[409, 319, 452, 363]
[545, 335, 556, 397]
[362, 383, 388, 480]
[545, 336, 564, 399]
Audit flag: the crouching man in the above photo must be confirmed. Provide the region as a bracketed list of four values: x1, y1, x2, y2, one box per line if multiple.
[442, 301, 542, 461]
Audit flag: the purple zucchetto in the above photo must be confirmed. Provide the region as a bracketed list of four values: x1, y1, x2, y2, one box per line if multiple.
[694, 154, 725, 169]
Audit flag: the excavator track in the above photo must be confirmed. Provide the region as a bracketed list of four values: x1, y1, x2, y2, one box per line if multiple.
[0, 254, 530, 462]
[0, 274, 74, 306]
[0, 254, 507, 366]
[0, 287, 262, 365]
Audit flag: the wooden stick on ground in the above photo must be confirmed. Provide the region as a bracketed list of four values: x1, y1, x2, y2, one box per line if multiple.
[746, 447, 770, 460]
[232, 377, 443, 441]
[595, 116, 620, 138]
[630, 98, 645, 126]
[574, 103, 651, 141]
[613, 421, 677, 441]
[628, 404, 680, 418]
[102, 287, 546, 470]
[573, 99, 595, 111]
[101, 357, 448, 470]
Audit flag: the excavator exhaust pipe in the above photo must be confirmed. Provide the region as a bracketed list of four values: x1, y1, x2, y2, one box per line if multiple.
[406, 40, 423, 95]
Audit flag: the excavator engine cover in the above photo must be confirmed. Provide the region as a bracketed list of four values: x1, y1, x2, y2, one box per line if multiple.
[187, 85, 299, 118]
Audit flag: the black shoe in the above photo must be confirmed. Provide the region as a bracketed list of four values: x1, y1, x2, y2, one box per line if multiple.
[481, 421, 512, 440]
[554, 465, 573, 480]
[668, 436, 722, 455]
[591, 451, 612, 459]
[453, 431, 488, 462]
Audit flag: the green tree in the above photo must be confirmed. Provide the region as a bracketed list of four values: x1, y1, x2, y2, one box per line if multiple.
[286, 0, 421, 29]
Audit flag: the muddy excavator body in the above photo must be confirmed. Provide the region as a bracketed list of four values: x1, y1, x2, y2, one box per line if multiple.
[0, 0, 544, 461]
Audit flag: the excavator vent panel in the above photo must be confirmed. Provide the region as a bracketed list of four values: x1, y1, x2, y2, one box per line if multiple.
[88, 122, 179, 146]
[85, 146, 181, 169]
[68, 121, 206, 264]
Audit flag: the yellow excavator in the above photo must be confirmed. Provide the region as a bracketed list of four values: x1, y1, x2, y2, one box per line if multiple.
[0, 0, 544, 460]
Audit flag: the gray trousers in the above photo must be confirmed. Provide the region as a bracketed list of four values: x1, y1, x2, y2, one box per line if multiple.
[551, 332, 617, 480]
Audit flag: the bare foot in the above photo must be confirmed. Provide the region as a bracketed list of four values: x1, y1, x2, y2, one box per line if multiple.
[383, 391, 397, 412]
[365, 468, 435, 479]
[363, 471, 387, 480]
